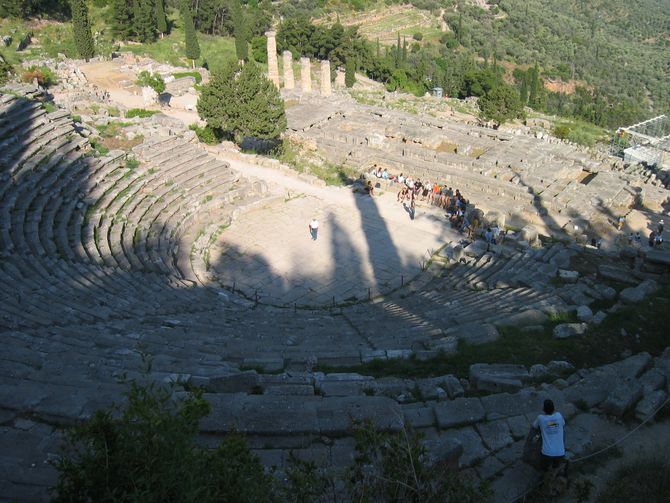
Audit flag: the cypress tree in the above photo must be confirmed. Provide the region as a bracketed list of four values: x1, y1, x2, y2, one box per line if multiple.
[132, 0, 141, 36]
[231, 0, 248, 61]
[111, 0, 133, 40]
[402, 36, 407, 64]
[136, 0, 157, 43]
[181, 1, 200, 67]
[519, 75, 528, 105]
[70, 0, 94, 61]
[395, 32, 401, 68]
[345, 56, 355, 88]
[155, 0, 167, 37]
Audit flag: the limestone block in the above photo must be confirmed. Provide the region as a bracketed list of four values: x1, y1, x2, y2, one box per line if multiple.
[335, 69, 345, 87]
[282, 50, 294, 89]
[576, 305, 593, 322]
[433, 397, 485, 428]
[477, 455, 506, 479]
[553, 323, 588, 339]
[402, 404, 436, 428]
[469, 364, 530, 393]
[558, 269, 579, 283]
[439, 426, 489, 467]
[639, 368, 666, 394]
[141, 85, 158, 105]
[602, 380, 643, 417]
[591, 310, 607, 325]
[446, 323, 500, 345]
[547, 360, 575, 375]
[317, 396, 404, 434]
[598, 264, 638, 284]
[300, 57, 312, 92]
[265, 31, 280, 87]
[424, 437, 463, 471]
[476, 419, 514, 452]
[207, 370, 259, 393]
[529, 364, 550, 381]
[506, 415, 531, 440]
[320, 60, 331, 97]
[495, 309, 548, 328]
[635, 389, 668, 421]
[619, 279, 659, 304]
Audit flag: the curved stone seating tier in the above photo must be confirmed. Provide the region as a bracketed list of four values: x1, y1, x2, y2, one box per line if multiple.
[4, 89, 668, 502]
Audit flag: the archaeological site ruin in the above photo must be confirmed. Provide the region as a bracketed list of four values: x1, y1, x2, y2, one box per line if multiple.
[1, 31, 670, 502]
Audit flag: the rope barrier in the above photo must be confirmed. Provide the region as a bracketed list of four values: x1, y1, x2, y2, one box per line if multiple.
[507, 394, 670, 503]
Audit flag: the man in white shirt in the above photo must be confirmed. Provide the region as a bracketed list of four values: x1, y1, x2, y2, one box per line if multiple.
[308, 218, 319, 241]
[532, 399, 565, 471]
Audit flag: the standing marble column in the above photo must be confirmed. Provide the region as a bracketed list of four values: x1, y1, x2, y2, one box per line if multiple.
[320, 60, 332, 97]
[300, 57, 312, 92]
[265, 31, 280, 88]
[282, 50, 295, 89]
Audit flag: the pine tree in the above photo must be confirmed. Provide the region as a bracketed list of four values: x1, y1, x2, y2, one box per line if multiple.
[70, 0, 94, 61]
[136, 0, 157, 43]
[376, 38, 380, 58]
[231, 0, 248, 61]
[111, 0, 133, 40]
[198, 61, 286, 143]
[345, 56, 356, 88]
[181, 1, 200, 67]
[155, 0, 167, 38]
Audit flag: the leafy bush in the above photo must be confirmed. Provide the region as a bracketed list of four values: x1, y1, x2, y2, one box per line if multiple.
[135, 70, 166, 94]
[125, 108, 160, 119]
[21, 65, 58, 87]
[347, 420, 492, 502]
[189, 123, 225, 144]
[52, 378, 276, 503]
[412, 31, 423, 41]
[553, 124, 571, 140]
[251, 35, 268, 63]
[0, 53, 13, 85]
[173, 71, 202, 84]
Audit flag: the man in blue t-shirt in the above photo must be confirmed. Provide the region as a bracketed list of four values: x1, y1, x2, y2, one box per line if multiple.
[532, 399, 565, 470]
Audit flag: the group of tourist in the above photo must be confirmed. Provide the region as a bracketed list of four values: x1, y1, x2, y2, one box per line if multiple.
[367, 166, 504, 241]
[623, 220, 664, 248]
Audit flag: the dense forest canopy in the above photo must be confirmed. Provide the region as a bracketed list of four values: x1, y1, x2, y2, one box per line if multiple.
[1, 0, 668, 130]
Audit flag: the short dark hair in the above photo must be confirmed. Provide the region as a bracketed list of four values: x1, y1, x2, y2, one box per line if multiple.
[543, 399, 555, 414]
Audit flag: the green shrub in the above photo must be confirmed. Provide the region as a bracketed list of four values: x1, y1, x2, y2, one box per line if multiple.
[135, 70, 166, 94]
[0, 53, 13, 85]
[125, 108, 160, 119]
[553, 124, 571, 140]
[347, 420, 492, 502]
[251, 35, 268, 63]
[125, 157, 140, 170]
[51, 378, 275, 502]
[189, 123, 224, 144]
[413, 31, 423, 41]
[21, 65, 58, 87]
[172, 71, 202, 84]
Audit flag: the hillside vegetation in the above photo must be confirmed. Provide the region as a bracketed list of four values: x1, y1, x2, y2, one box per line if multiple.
[1, 0, 668, 134]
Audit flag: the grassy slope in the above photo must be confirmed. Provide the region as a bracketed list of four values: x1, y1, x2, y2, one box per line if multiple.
[319, 283, 670, 379]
